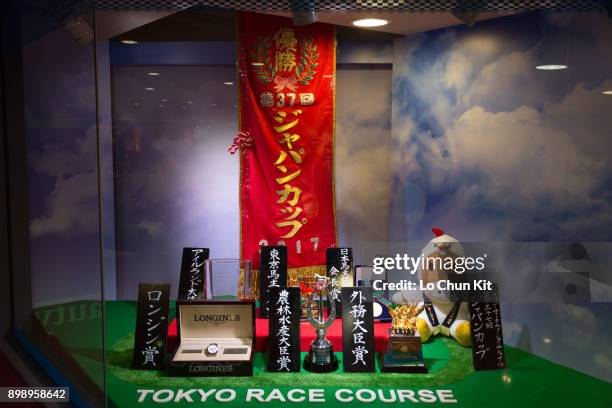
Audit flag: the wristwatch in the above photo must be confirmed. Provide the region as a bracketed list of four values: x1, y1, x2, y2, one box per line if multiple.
[206, 343, 220, 356]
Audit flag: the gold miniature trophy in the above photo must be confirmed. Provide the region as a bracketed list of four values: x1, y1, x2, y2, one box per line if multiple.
[303, 275, 338, 372]
[380, 302, 428, 373]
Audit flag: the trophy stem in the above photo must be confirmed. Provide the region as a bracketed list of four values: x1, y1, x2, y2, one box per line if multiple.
[318, 290, 324, 322]
[303, 276, 338, 373]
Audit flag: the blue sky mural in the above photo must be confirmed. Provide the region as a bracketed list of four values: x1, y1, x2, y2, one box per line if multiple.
[391, 12, 612, 243]
[23, 24, 103, 308]
[390, 12, 612, 382]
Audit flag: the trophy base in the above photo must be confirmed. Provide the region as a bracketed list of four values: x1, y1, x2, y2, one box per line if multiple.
[303, 349, 339, 373]
[380, 332, 428, 373]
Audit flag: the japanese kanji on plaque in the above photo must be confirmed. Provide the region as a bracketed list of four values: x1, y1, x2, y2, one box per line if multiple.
[133, 283, 170, 370]
[177, 248, 209, 300]
[267, 287, 301, 372]
[259, 246, 288, 318]
[469, 284, 506, 370]
[327, 247, 354, 314]
[341, 287, 375, 372]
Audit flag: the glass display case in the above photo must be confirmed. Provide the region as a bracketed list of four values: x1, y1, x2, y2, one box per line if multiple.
[2, 1, 612, 407]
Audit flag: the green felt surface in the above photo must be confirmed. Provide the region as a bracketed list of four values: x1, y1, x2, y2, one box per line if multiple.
[33, 301, 106, 391]
[105, 301, 612, 407]
[109, 335, 471, 387]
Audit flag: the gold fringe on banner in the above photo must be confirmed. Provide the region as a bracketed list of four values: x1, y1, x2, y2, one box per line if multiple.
[240, 265, 326, 300]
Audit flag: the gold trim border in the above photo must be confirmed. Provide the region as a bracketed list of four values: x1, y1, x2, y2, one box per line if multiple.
[331, 25, 339, 247]
[237, 12, 245, 263]
[248, 265, 327, 299]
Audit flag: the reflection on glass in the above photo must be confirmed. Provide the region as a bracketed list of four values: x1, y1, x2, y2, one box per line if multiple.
[205, 259, 253, 300]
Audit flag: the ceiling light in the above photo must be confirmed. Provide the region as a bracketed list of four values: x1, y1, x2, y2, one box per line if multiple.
[159, 104, 164, 108]
[187, 101, 193, 104]
[161, 99, 168, 102]
[145, 87, 154, 91]
[536, 65, 568, 70]
[121, 39, 138, 45]
[223, 81, 234, 85]
[352, 18, 389, 28]
[543, 337, 551, 344]
[603, 90, 612, 95]
[133, 102, 140, 106]
[147, 72, 160, 76]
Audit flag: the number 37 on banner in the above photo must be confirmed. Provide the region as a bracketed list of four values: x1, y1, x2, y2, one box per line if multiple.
[259, 237, 319, 254]
[260, 92, 315, 108]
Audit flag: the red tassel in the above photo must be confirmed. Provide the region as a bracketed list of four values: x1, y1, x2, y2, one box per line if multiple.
[228, 131, 253, 155]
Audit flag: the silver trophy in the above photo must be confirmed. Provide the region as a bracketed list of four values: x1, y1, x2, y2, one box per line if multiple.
[303, 275, 338, 372]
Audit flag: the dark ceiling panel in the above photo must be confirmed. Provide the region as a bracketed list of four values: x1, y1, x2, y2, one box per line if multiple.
[111, 8, 400, 42]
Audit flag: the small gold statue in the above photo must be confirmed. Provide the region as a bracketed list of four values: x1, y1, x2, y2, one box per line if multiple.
[389, 303, 425, 336]
[381, 301, 429, 373]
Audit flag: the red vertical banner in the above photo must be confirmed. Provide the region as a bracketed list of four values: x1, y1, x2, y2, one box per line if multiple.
[237, 12, 337, 284]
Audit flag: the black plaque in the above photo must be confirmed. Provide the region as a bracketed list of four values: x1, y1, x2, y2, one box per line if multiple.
[326, 247, 354, 314]
[267, 287, 301, 372]
[177, 248, 209, 300]
[341, 287, 375, 372]
[133, 283, 170, 370]
[259, 246, 288, 318]
[469, 284, 506, 370]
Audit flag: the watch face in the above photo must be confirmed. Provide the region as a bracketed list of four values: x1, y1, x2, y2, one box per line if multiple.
[207, 343, 219, 355]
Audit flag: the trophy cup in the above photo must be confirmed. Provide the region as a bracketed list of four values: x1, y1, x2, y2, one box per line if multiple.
[380, 302, 428, 373]
[303, 275, 339, 373]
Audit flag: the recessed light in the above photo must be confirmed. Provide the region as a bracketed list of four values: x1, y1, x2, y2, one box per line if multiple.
[159, 104, 164, 108]
[147, 72, 160, 76]
[536, 65, 568, 70]
[161, 99, 168, 102]
[187, 101, 193, 104]
[145, 87, 154, 91]
[223, 81, 234, 85]
[352, 18, 389, 28]
[543, 337, 551, 344]
[603, 90, 612, 95]
[121, 39, 138, 45]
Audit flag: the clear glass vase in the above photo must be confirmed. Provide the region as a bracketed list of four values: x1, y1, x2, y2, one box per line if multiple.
[205, 258, 254, 300]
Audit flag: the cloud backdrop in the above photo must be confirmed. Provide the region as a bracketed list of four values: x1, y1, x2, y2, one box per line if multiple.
[390, 11, 612, 382]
